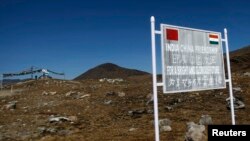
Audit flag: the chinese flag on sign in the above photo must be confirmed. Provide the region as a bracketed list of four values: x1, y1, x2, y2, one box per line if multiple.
[166, 28, 178, 41]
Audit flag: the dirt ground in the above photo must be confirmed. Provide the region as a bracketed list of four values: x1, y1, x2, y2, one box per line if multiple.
[0, 73, 249, 141]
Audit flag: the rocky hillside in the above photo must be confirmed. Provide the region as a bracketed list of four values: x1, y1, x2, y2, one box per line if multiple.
[229, 45, 250, 72]
[0, 46, 250, 141]
[74, 63, 150, 80]
[0, 72, 249, 141]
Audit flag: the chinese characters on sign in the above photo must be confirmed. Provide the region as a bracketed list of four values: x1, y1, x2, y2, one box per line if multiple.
[162, 25, 226, 93]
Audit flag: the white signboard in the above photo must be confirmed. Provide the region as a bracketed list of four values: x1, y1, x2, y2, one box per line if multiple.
[161, 24, 226, 93]
[151, 17, 235, 141]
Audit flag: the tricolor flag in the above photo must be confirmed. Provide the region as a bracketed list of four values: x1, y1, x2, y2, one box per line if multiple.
[209, 33, 219, 45]
[166, 28, 178, 41]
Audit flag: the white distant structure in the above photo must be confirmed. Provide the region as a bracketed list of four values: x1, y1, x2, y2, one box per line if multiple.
[2, 66, 64, 79]
[0, 66, 65, 88]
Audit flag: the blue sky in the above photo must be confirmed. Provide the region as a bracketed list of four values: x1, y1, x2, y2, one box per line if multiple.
[0, 0, 249, 79]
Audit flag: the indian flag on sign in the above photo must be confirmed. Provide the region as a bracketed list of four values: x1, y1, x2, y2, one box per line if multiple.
[209, 33, 219, 45]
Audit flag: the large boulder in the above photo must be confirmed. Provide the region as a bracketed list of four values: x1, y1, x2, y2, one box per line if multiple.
[2, 101, 17, 110]
[185, 122, 206, 141]
[199, 115, 213, 125]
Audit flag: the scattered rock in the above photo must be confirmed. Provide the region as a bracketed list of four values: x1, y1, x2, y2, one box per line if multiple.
[37, 127, 46, 134]
[129, 128, 136, 132]
[65, 91, 77, 97]
[65, 91, 82, 99]
[104, 100, 112, 105]
[2, 101, 17, 110]
[226, 97, 245, 109]
[243, 72, 250, 77]
[185, 122, 206, 141]
[128, 109, 146, 115]
[79, 94, 90, 99]
[177, 98, 182, 103]
[42, 91, 57, 95]
[106, 92, 116, 96]
[118, 92, 126, 97]
[168, 98, 182, 106]
[146, 93, 153, 105]
[151, 118, 172, 132]
[49, 92, 57, 95]
[68, 116, 78, 122]
[99, 78, 124, 84]
[23, 106, 28, 109]
[99, 79, 105, 82]
[159, 118, 172, 127]
[128, 109, 146, 118]
[46, 128, 57, 134]
[49, 116, 70, 123]
[108, 78, 123, 83]
[147, 109, 153, 114]
[165, 106, 173, 111]
[37, 127, 57, 134]
[57, 129, 73, 135]
[42, 91, 49, 95]
[160, 125, 172, 132]
[128, 111, 134, 116]
[233, 87, 242, 92]
[199, 115, 213, 125]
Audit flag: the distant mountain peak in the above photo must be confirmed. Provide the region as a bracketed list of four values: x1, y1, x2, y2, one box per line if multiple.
[95, 63, 120, 71]
[74, 63, 149, 80]
[98, 63, 118, 67]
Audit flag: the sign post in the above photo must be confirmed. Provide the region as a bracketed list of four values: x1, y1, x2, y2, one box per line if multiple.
[224, 28, 235, 125]
[150, 16, 235, 141]
[150, 16, 160, 141]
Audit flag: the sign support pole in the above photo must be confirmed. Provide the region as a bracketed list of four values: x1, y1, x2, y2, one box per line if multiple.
[224, 28, 236, 125]
[151, 16, 160, 141]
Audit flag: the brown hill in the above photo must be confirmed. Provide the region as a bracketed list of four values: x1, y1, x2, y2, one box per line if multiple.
[74, 63, 150, 80]
[229, 45, 250, 72]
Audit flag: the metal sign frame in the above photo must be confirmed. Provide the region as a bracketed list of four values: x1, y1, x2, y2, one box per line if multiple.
[150, 16, 235, 141]
[160, 24, 227, 93]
